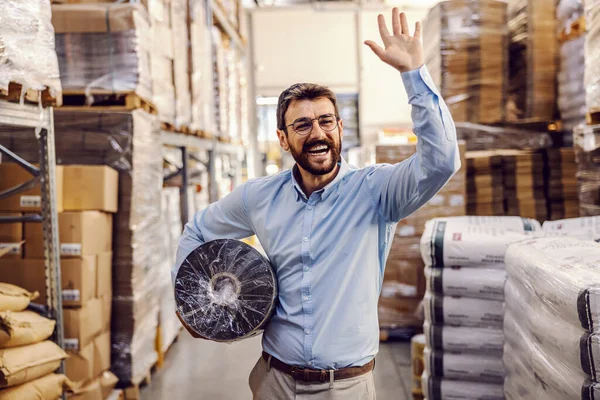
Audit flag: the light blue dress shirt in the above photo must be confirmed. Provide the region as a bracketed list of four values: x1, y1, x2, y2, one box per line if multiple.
[173, 65, 460, 370]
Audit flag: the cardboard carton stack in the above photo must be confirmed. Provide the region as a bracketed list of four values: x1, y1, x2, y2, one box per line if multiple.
[507, 0, 557, 122]
[0, 163, 119, 394]
[504, 238, 600, 398]
[420, 216, 540, 400]
[466, 151, 504, 216]
[423, 0, 509, 124]
[573, 124, 600, 216]
[545, 147, 580, 220]
[374, 143, 466, 333]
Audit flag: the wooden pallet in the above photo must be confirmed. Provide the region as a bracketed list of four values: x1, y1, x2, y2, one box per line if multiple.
[494, 118, 562, 132]
[161, 122, 193, 135]
[121, 367, 155, 400]
[197, 130, 214, 140]
[587, 109, 600, 125]
[0, 82, 60, 107]
[106, 389, 125, 400]
[60, 90, 157, 115]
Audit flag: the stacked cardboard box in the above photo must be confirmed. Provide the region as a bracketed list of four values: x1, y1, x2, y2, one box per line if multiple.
[455, 122, 552, 151]
[0, 164, 119, 392]
[420, 216, 540, 400]
[586, 0, 600, 112]
[545, 147, 580, 220]
[574, 124, 600, 215]
[507, 0, 557, 121]
[504, 238, 600, 398]
[170, 0, 191, 130]
[423, 0, 508, 124]
[466, 151, 504, 216]
[375, 143, 466, 332]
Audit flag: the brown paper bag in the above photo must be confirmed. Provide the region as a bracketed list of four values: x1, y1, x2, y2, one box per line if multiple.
[0, 311, 56, 348]
[0, 373, 74, 400]
[0, 341, 67, 388]
[0, 283, 38, 313]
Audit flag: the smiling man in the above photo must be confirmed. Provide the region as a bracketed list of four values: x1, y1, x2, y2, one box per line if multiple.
[173, 9, 460, 400]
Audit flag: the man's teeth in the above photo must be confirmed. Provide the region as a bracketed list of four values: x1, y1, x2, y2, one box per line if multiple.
[308, 145, 329, 153]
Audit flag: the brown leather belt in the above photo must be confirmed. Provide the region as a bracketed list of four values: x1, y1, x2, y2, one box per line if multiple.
[262, 352, 374, 383]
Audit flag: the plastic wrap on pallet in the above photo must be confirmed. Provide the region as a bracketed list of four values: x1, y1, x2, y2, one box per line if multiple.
[52, 3, 152, 102]
[455, 123, 552, 151]
[574, 124, 600, 216]
[542, 216, 600, 240]
[175, 239, 278, 342]
[213, 27, 228, 137]
[420, 216, 540, 269]
[0, 0, 62, 98]
[171, 0, 191, 129]
[507, 0, 557, 121]
[424, 322, 504, 354]
[425, 267, 506, 301]
[423, 347, 504, 384]
[557, 0, 584, 29]
[559, 36, 587, 131]
[423, 0, 509, 124]
[586, 0, 600, 111]
[505, 237, 600, 332]
[423, 293, 504, 329]
[421, 372, 504, 400]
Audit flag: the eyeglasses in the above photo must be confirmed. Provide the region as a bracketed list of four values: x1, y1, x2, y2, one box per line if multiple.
[285, 114, 340, 136]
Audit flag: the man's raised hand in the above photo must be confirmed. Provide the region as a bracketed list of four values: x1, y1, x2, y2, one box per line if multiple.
[364, 8, 424, 73]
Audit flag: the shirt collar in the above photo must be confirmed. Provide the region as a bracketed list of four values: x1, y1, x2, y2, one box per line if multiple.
[291, 157, 351, 201]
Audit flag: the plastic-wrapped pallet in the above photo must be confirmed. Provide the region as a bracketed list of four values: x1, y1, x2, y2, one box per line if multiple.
[0, 0, 62, 100]
[422, 0, 509, 124]
[52, 3, 152, 102]
[420, 216, 540, 399]
[586, 0, 600, 112]
[455, 122, 551, 152]
[573, 124, 600, 216]
[504, 237, 600, 400]
[171, 0, 191, 130]
[542, 216, 600, 240]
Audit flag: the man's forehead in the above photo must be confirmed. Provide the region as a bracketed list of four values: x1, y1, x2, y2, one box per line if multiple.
[286, 97, 335, 121]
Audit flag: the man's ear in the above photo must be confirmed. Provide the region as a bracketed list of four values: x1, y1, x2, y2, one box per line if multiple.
[338, 119, 344, 142]
[277, 129, 290, 152]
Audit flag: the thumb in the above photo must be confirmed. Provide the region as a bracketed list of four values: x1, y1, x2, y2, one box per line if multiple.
[364, 40, 385, 59]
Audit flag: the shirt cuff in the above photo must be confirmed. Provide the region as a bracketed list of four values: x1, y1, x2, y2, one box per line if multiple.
[401, 65, 433, 98]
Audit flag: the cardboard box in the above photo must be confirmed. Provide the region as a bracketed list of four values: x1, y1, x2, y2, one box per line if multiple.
[0, 163, 64, 212]
[69, 371, 119, 400]
[97, 252, 112, 301]
[0, 213, 23, 259]
[64, 297, 104, 350]
[66, 331, 111, 384]
[63, 166, 119, 213]
[101, 295, 112, 333]
[24, 211, 112, 259]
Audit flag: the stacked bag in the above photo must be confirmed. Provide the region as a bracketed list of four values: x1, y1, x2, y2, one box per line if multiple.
[0, 283, 71, 399]
[503, 237, 600, 399]
[419, 216, 540, 400]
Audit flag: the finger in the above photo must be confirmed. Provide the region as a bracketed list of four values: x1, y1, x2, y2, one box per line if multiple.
[414, 21, 422, 39]
[392, 7, 400, 36]
[364, 40, 386, 59]
[400, 12, 409, 35]
[377, 14, 391, 43]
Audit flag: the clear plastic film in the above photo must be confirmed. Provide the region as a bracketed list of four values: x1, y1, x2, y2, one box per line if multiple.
[586, 0, 600, 111]
[542, 216, 600, 240]
[505, 237, 600, 332]
[423, 347, 504, 384]
[423, 0, 509, 124]
[421, 372, 504, 400]
[52, 3, 152, 102]
[455, 122, 552, 151]
[171, 0, 191, 129]
[420, 216, 540, 269]
[573, 124, 600, 216]
[423, 322, 504, 354]
[0, 0, 62, 99]
[425, 266, 506, 301]
[175, 239, 277, 342]
[558, 36, 586, 130]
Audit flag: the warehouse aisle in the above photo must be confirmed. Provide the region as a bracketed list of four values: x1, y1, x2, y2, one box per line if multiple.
[141, 332, 412, 399]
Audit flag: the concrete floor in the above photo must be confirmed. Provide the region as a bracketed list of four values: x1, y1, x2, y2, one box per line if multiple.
[141, 331, 413, 400]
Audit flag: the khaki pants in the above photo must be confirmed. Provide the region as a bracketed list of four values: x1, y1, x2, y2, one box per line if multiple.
[249, 357, 376, 400]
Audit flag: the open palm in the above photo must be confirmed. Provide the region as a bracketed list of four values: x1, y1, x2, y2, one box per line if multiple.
[365, 8, 424, 73]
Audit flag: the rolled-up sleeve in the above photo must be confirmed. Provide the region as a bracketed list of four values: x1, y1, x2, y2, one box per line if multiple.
[366, 65, 461, 223]
[171, 183, 255, 284]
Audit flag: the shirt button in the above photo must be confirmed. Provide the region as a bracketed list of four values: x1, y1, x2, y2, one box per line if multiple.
[303, 295, 309, 300]
[303, 237, 308, 242]
[307, 206, 313, 210]
[304, 266, 309, 272]
[305, 329, 311, 335]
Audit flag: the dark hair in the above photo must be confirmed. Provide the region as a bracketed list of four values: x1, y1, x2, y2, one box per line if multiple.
[276, 83, 340, 132]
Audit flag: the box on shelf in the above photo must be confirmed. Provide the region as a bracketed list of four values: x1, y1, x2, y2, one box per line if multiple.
[24, 211, 112, 259]
[62, 253, 112, 308]
[66, 331, 110, 384]
[63, 166, 119, 213]
[0, 213, 23, 259]
[64, 297, 105, 351]
[0, 164, 64, 212]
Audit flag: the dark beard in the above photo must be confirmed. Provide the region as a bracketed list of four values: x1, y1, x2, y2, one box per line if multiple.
[289, 136, 342, 176]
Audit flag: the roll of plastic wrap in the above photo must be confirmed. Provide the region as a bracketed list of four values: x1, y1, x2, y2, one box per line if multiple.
[421, 372, 504, 400]
[420, 216, 539, 269]
[423, 293, 504, 328]
[174, 239, 277, 342]
[423, 322, 504, 354]
[425, 267, 506, 300]
[423, 347, 504, 384]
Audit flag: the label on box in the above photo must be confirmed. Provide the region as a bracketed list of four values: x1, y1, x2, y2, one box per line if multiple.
[398, 225, 417, 237]
[450, 195, 465, 207]
[61, 243, 82, 256]
[20, 195, 41, 208]
[62, 289, 81, 302]
[0, 243, 21, 255]
[64, 338, 79, 351]
[429, 195, 445, 206]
